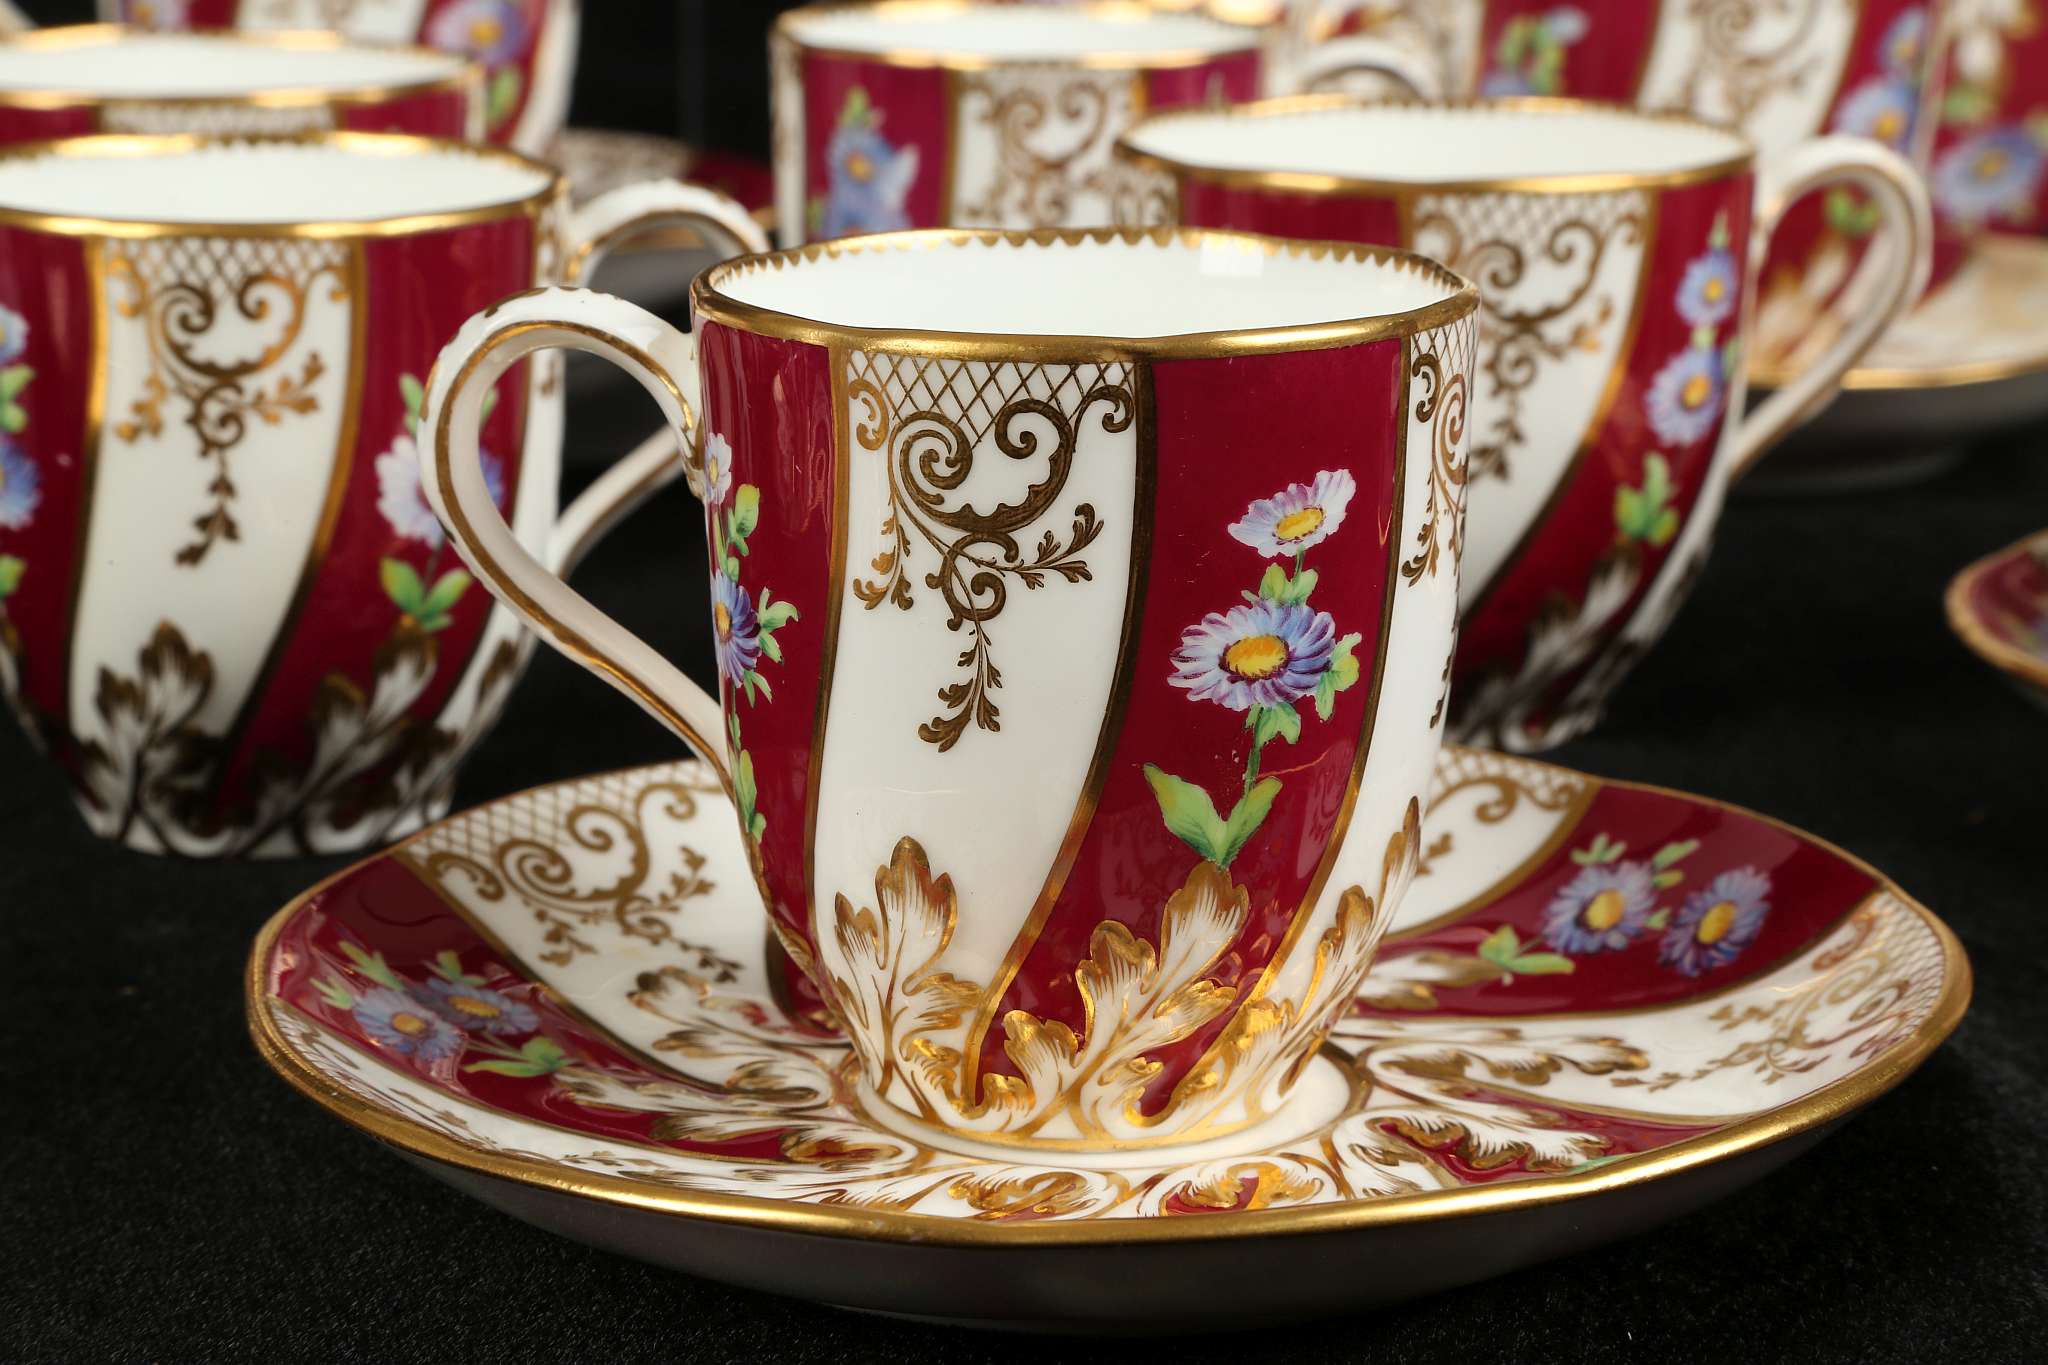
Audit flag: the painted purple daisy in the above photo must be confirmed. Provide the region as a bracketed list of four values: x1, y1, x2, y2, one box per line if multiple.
[1832, 77, 1918, 151]
[1541, 860, 1657, 955]
[423, 977, 539, 1036]
[712, 570, 762, 688]
[1933, 127, 2045, 225]
[353, 986, 465, 1062]
[0, 441, 40, 532]
[0, 304, 28, 366]
[1170, 599, 1336, 711]
[376, 435, 505, 549]
[1646, 346, 1725, 447]
[1227, 469, 1356, 559]
[1658, 867, 1772, 976]
[1676, 247, 1739, 328]
[701, 431, 734, 506]
[1878, 7, 1928, 76]
[427, 0, 530, 65]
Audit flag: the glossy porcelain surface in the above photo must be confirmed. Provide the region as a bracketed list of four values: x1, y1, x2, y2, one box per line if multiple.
[0, 25, 479, 143]
[0, 134, 768, 858]
[247, 746, 1969, 1329]
[1947, 528, 2048, 703]
[1118, 100, 1928, 751]
[99, 0, 579, 154]
[419, 228, 1477, 1149]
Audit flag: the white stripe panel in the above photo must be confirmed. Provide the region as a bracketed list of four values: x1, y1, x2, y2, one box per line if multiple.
[1637, 0, 1861, 159]
[238, 0, 428, 44]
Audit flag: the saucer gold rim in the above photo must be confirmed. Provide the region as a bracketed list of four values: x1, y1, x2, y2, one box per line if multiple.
[1947, 529, 2048, 694]
[246, 748, 1971, 1249]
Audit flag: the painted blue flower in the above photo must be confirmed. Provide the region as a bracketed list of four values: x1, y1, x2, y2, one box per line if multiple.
[1934, 127, 2046, 225]
[1658, 867, 1772, 976]
[1878, 7, 1928, 77]
[1646, 346, 1725, 447]
[1480, 69, 1537, 98]
[1228, 469, 1356, 558]
[822, 106, 919, 238]
[1541, 860, 1657, 955]
[701, 432, 734, 506]
[428, 0, 528, 65]
[423, 977, 539, 1037]
[0, 305, 28, 366]
[1676, 247, 1740, 328]
[1832, 77, 1918, 151]
[1170, 599, 1336, 711]
[0, 441, 40, 532]
[353, 986, 465, 1062]
[712, 569, 761, 689]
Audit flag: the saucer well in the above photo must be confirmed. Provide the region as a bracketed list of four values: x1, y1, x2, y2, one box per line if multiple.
[1747, 234, 2048, 494]
[1948, 529, 2048, 708]
[247, 748, 1968, 1331]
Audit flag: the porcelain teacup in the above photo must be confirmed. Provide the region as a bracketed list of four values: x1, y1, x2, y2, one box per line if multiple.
[770, 0, 1438, 243]
[420, 227, 1478, 1151]
[1117, 97, 1930, 750]
[0, 131, 766, 857]
[0, 24, 482, 145]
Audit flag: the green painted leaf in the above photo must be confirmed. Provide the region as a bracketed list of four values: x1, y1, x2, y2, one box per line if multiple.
[749, 812, 767, 839]
[380, 558, 426, 615]
[520, 1038, 568, 1070]
[1252, 702, 1301, 748]
[340, 942, 406, 992]
[0, 364, 33, 399]
[723, 554, 741, 581]
[313, 976, 354, 1009]
[399, 373, 425, 421]
[1477, 925, 1522, 967]
[1653, 870, 1683, 890]
[758, 598, 799, 631]
[0, 555, 22, 597]
[1649, 508, 1680, 548]
[486, 67, 523, 126]
[1313, 671, 1338, 722]
[1824, 187, 1881, 239]
[1258, 563, 1289, 601]
[747, 669, 773, 702]
[1506, 952, 1575, 976]
[479, 385, 499, 423]
[732, 484, 761, 539]
[1652, 839, 1699, 870]
[758, 632, 783, 663]
[1219, 776, 1283, 867]
[0, 401, 24, 434]
[1281, 567, 1319, 605]
[465, 1059, 551, 1077]
[1691, 323, 1717, 352]
[1943, 83, 1996, 125]
[1709, 213, 1731, 251]
[1721, 337, 1743, 384]
[1572, 834, 1626, 866]
[1144, 764, 1228, 864]
[1646, 907, 1671, 930]
[727, 711, 743, 747]
[421, 569, 472, 618]
[1329, 633, 1361, 690]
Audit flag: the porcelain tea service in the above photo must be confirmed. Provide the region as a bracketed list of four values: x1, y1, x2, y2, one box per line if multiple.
[0, 131, 766, 857]
[419, 227, 1479, 1148]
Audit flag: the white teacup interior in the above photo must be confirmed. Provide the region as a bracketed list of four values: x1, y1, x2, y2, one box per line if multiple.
[712, 232, 1461, 337]
[0, 140, 552, 224]
[1124, 103, 1751, 183]
[0, 31, 468, 98]
[786, 1, 1250, 59]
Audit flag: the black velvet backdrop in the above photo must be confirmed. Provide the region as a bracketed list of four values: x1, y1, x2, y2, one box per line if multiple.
[3, 3, 2045, 1360]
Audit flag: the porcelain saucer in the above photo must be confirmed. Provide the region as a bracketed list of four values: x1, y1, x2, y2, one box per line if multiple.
[1948, 529, 2048, 709]
[247, 748, 1968, 1332]
[1747, 234, 2048, 494]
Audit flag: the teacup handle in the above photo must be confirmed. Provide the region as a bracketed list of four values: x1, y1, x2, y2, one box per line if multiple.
[1728, 135, 1931, 479]
[421, 287, 732, 785]
[542, 182, 770, 577]
[1288, 35, 1442, 97]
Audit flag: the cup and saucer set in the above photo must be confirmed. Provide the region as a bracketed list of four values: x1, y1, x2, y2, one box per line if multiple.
[0, 0, 1978, 1333]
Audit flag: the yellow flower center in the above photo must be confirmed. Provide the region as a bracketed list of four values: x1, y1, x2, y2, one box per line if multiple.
[714, 601, 733, 640]
[847, 151, 875, 183]
[1273, 507, 1325, 542]
[1580, 888, 1627, 931]
[1703, 276, 1727, 304]
[1874, 109, 1904, 143]
[469, 17, 504, 48]
[1977, 148, 2010, 181]
[390, 1011, 430, 1038]
[1682, 371, 1715, 410]
[1695, 900, 1739, 944]
[704, 454, 721, 487]
[1223, 634, 1289, 680]
[447, 994, 501, 1020]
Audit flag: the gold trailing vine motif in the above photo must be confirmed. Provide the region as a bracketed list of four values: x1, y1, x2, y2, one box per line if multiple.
[1412, 193, 1646, 484]
[1678, 0, 1830, 125]
[848, 354, 1128, 750]
[955, 70, 1125, 228]
[1401, 340, 1472, 585]
[106, 237, 349, 566]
